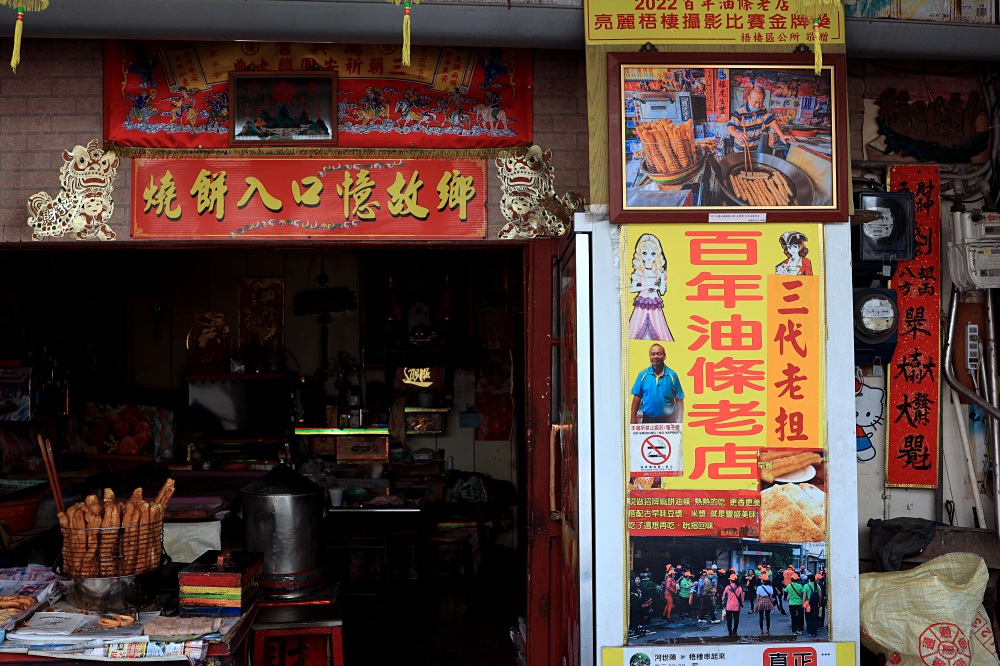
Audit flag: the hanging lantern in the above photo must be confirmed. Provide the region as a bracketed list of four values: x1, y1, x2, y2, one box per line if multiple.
[387, 0, 419, 66]
[3, 0, 48, 73]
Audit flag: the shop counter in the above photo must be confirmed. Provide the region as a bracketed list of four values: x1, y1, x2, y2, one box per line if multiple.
[0, 606, 257, 666]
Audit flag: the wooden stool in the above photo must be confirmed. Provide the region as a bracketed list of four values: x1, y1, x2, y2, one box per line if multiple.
[423, 528, 475, 588]
[252, 603, 344, 666]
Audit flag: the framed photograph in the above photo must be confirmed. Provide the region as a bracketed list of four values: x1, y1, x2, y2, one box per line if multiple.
[238, 277, 285, 372]
[608, 52, 849, 223]
[229, 71, 338, 147]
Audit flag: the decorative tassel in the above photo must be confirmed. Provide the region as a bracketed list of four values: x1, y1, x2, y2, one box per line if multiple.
[402, 0, 411, 66]
[386, 0, 417, 66]
[10, 7, 23, 73]
[813, 17, 822, 75]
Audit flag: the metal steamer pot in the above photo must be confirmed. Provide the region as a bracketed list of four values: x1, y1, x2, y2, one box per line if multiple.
[715, 152, 815, 207]
[241, 465, 325, 598]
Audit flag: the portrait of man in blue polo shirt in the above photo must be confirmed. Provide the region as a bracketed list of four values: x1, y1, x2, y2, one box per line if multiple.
[629, 343, 685, 424]
[726, 85, 794, 154]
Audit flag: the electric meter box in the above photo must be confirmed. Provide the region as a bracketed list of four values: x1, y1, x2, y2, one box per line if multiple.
[949, 242, 1000, 290]
[949, 210, 1000, 290]
[856, 192, 916, 263]
[853, 288, 899, 365]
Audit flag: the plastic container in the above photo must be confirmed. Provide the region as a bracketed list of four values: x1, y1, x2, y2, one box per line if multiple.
[0, 495, 43, 533]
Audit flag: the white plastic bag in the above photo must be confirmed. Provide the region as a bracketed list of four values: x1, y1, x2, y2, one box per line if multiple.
[860, 552, 999, 666]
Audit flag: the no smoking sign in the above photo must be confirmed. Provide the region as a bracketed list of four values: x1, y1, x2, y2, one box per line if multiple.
[630, 423, 683, 476]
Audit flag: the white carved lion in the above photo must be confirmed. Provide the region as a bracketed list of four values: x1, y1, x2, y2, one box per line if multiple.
[27, 139, 119, 241]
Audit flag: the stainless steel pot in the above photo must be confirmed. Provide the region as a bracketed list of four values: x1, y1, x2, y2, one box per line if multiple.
[241, 465, 324, 598]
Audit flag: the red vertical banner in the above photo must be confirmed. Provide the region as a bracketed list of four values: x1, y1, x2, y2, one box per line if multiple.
[886, 165, 941, 488]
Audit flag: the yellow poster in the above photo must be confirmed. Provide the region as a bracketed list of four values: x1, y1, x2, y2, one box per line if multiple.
[622, 223, 829, 643]
[585, 0, 845, 45]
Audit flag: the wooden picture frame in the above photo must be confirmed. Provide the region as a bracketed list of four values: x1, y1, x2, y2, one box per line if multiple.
[229, 71, 338, 147]
[238, 277, 285, 373]
[608, 52, 849, 223]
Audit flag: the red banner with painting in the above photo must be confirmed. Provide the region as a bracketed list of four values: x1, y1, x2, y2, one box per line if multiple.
[104, 41, 532, 151]
[885, 165, 941, 488]
[131, 156, 487, 240]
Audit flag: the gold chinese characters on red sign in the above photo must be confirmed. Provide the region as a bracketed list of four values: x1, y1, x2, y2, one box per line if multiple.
[131, 157, 487, 240]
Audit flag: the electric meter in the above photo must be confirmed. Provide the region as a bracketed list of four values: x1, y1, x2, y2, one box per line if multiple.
[949, 210, 1000, 289]
[853, 288, 899, 365]
[856, 192, 916, 262]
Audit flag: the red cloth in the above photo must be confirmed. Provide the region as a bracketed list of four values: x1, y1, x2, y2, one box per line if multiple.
[104, 41, 532, 151]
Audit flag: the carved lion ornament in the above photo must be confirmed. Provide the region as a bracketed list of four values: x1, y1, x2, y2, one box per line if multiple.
[496, 145, 585, 240]
[27, 139, 120, 241]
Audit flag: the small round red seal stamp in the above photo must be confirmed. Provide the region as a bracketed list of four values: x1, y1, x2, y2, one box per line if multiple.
[919, 622, 972, 666]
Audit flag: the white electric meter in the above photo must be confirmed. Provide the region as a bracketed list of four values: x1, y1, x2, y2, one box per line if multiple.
[949, 210, 1000, 289]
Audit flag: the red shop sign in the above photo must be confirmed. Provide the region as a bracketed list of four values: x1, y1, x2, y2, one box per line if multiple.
[131, 156, 487, 240]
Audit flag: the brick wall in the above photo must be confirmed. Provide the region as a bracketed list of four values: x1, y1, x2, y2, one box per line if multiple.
[0, 39, 116, 242]
[0, 39, 590, 244]
[531, 49, 591, 203]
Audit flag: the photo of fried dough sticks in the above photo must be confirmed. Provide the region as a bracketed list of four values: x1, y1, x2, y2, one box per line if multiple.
[758, 450, 823, 484]
[635, 118, 697, 174]
[729, 170, 793, 207]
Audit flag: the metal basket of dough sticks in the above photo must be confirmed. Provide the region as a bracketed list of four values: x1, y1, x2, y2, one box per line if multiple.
[60, 519, 165, 578]
[56, 484, 174, 612]
[56, 522, 169, 613]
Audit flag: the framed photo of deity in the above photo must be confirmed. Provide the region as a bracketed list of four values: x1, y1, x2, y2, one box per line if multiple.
[608, 52, 848, 223]
[229, 71, 338, 147]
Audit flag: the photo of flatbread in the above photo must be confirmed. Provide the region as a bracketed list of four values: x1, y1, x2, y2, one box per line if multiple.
[759, 482, 826, 543]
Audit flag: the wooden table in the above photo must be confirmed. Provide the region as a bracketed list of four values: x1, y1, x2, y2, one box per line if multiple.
[0, 606, 257, 666]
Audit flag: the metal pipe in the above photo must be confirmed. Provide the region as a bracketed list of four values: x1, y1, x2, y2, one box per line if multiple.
[944, 287, 1000, 420]
[985, 290, 1000, 534]
[949, 383, 986, 527]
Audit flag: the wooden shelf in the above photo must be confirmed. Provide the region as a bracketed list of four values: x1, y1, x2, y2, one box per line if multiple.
[295, 427, 390, 436]
[187, 373, 289, 382]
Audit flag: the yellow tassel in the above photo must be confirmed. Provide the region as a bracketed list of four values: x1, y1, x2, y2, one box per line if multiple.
[10, 7, 23, 74]
[402, 1, 411, 67]
[813, 18, 822, 74]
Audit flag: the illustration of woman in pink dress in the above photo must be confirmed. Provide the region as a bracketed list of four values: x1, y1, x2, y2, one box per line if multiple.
[628, 233, 674, 341]
[775, 230, 814, 276]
